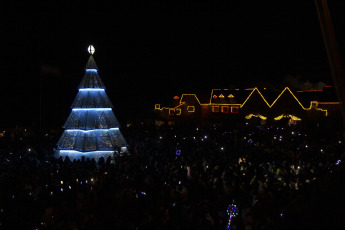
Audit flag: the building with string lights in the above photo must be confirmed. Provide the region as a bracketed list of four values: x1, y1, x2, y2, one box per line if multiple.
[154, 86, 341, 124]
[56, 45, 127, 160]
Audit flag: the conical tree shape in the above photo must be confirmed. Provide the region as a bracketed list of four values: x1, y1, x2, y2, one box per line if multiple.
[56, 49, 127, 160]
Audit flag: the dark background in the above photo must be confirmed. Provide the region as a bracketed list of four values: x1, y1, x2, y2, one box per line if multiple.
[2, 1, 345, 130]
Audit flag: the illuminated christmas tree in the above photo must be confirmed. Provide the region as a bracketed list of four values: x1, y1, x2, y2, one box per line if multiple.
[56, 45, 127, 160]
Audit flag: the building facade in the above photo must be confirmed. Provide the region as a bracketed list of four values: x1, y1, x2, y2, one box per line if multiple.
[155, 87, 341, 123]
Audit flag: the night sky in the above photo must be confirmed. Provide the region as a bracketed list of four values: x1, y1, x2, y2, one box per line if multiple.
[2, 1, 345, 129]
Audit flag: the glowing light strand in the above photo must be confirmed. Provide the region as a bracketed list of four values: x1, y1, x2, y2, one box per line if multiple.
[156, 87, 331, 117]
[66, 128, 119, 133]
[72, 108, 112, 111]
[85, 69, 98, 72]
[79, 88, 105, 91]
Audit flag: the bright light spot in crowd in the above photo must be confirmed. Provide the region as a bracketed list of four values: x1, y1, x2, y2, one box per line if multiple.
[204, 136, 207, 139]
[88, 45, 95, 55]
[28, 148, 31, 152]
[60, 188, 63, 192]
[336, 160, 341, 165]
[221, 147, 224, 151]
[305, 145, 308, 148]
[69, 186, 72, 190]
[320, 149, 323, 152]
[60, 181, 63, 185]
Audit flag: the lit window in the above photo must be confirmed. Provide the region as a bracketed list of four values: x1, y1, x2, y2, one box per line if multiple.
[213, 95, 218, 99]
[187, 106, 195, 112]
[221, 106, 229, 113]
[231, 106, 239, 113]
[169, 109, 175, 115]
[219, 94, 225, 98]
[174, 96, 179, 100]
[228, 94, 234, 98]
[155, 104, 161, 110]
[176, 108, 181, 115]
[212, 106, 220, 112]
[310, 101, 318, 108]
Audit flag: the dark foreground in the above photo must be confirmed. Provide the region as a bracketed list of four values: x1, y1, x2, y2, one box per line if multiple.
[1, 122, 345, 229]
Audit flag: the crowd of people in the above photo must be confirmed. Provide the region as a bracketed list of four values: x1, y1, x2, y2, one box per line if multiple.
[1, 120, 345, 229]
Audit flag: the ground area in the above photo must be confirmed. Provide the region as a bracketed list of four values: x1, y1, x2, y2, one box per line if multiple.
[1, 121, 345, 229]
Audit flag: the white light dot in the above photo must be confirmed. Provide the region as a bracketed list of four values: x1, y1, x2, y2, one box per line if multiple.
[88, 45, 95, 55]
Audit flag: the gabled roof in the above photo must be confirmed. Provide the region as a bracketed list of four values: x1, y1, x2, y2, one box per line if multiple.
[180, 94, 202, 105]
[271, 87, 305, 109]
[241, 88, 270, 108]
[296, 86, 339, 107]
[210, 89, 252, 105]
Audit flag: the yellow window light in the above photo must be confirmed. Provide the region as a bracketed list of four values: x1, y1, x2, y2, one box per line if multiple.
[221, 106, 229, 113]
[187, 106, 195, 112]
[231, 106, 239, 113]
[212, 106, 220, 112]
[169, 109, 175, 115]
